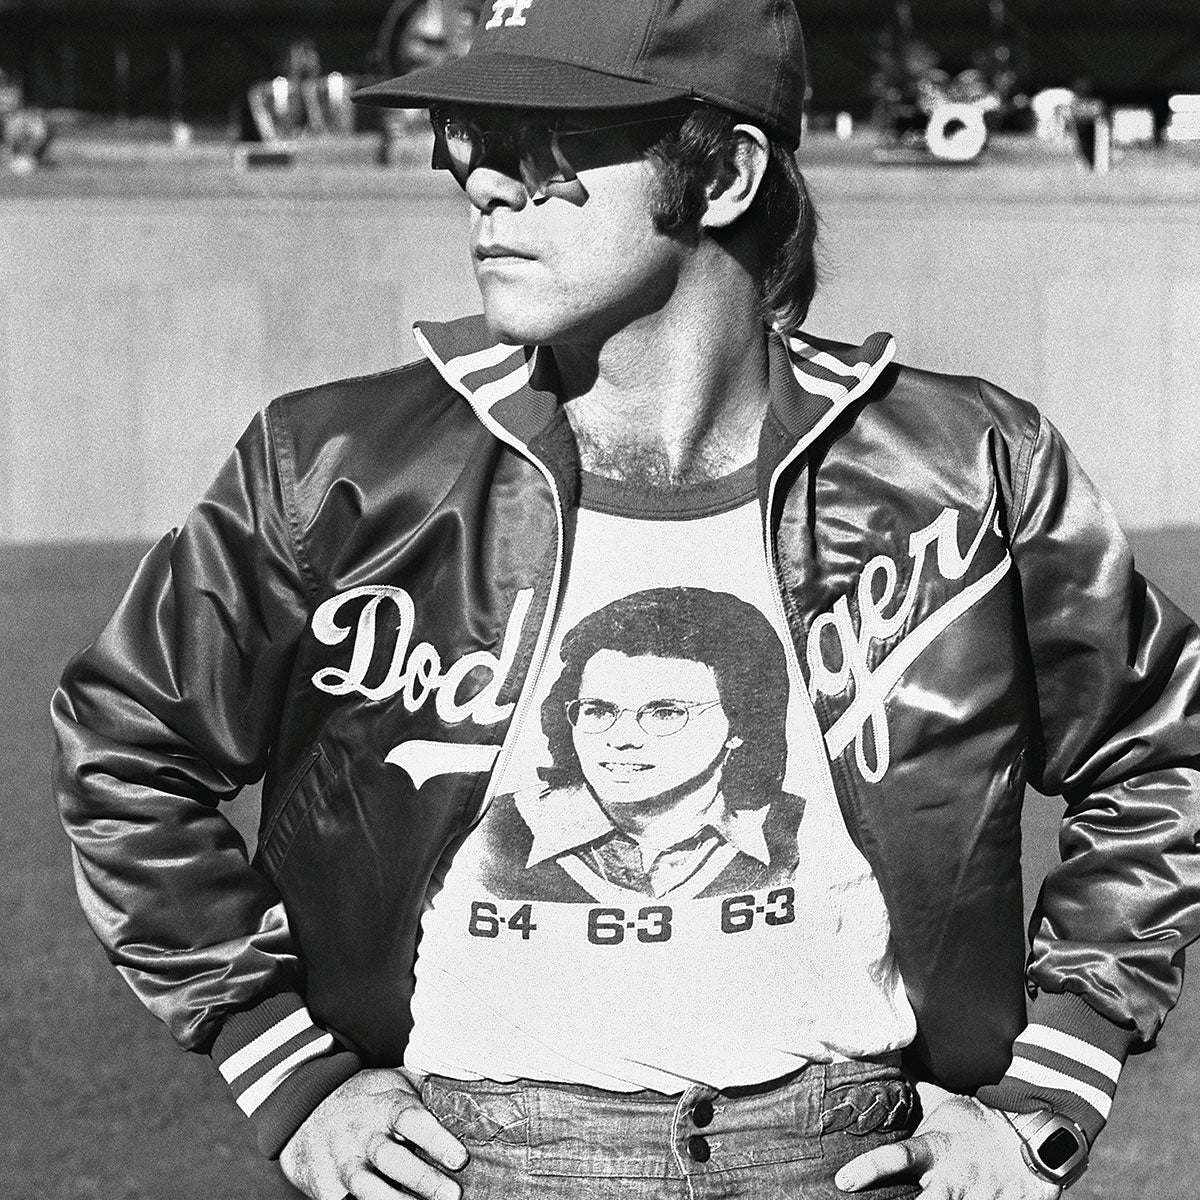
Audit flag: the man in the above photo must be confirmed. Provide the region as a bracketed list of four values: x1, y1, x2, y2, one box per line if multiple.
[53, 2, 1200, 1199]
[477, 586, 805, 900]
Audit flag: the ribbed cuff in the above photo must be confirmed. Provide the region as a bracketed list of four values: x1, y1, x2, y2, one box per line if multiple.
[210, 992, 363, 1159]
[975, 991, 1136, 1145]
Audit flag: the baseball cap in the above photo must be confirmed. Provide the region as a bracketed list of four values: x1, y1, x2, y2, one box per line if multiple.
[353, 0, 808, 148]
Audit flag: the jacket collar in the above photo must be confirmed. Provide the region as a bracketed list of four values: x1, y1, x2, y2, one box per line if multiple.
[413, 315, 555, 452]
[769, 328, 897, 442]
[413, 313, 896, 454]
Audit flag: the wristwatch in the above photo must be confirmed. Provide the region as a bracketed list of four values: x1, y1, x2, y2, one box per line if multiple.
[1003, 1110, 1089, 1189]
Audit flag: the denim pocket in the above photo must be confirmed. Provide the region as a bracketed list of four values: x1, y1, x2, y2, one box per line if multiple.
[821, 1077, 916, 1136]
[818, 1075, 920, 1200]
[525, 1089, 681, 1179]
[421, 1080, 528, 1147]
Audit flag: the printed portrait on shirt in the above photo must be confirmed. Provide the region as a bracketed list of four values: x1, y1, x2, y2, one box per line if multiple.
[478, 587, 805, 902]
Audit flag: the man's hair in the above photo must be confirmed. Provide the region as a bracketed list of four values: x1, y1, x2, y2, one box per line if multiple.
[538, 587, 790, 807]
[647, 105, 820, 331]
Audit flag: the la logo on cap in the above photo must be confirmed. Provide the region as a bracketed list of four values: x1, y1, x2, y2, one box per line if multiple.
[486, 0, 535, 29]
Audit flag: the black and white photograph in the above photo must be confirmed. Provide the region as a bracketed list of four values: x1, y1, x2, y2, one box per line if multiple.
[4, 2, 1200, 1198]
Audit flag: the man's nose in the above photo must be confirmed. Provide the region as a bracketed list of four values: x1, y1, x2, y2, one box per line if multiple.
[464, 163, 529, 213]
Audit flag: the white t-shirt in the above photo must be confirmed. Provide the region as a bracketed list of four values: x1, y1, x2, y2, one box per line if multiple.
[404, 466, 915, 1092]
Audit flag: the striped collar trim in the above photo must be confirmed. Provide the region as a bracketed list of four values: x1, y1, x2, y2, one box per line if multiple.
[414, 314, 555, 450]
[771, 328, 897, 440]
[414, 315, 897, 448]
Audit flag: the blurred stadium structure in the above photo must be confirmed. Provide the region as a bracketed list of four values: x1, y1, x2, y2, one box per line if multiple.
[1, 0, 1200, 129]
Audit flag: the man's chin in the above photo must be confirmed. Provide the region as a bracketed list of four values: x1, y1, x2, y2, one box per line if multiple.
[475, 284, 583, 349]
[479, 306, 560, 348]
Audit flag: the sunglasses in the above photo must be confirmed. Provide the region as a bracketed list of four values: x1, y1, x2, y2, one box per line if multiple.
[429, 107, 685, 202]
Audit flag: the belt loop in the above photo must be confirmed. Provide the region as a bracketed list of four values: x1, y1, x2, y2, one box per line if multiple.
[670, 1087, 696, 1178]
[672, 1087, 692, 1132]
[817, 1060, 836, 1137]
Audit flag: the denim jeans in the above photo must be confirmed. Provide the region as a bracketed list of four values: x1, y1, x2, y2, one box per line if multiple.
[419, 1056, 921, 1199]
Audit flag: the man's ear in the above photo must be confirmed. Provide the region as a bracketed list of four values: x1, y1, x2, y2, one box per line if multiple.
[700, 124, 770, 231]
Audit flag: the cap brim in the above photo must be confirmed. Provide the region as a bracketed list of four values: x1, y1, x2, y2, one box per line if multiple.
[353, 52, 691, 112]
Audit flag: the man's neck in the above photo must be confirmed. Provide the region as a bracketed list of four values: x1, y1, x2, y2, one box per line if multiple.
[551, 290, 774, 487]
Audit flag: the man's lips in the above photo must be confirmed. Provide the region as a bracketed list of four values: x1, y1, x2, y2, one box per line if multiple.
[473, 243, 537, 262]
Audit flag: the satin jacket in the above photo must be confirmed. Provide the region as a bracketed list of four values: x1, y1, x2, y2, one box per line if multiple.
[54, 316, 1200, 1157]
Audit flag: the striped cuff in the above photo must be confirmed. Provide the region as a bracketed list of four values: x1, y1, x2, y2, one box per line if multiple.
[975, 991, 1136, 1145]
[211, 992, 362, 1159]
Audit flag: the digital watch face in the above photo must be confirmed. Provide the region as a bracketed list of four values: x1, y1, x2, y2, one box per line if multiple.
[1039, 1127, 1083, 1171]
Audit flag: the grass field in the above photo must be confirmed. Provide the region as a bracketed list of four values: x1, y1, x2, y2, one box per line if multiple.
[5, 533, 1200, 1200]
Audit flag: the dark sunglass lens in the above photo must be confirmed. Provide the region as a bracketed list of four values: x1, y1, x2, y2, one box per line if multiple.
[517, 133, 568, 195]
[439, 116, 479, 184]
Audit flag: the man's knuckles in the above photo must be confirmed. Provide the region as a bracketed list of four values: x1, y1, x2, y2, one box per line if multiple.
[913, 1127, 957, 1165]
[364, 1126, 399, 1163]
[388, 1095, 435, 1138]
[345, 1164, 373, 1189]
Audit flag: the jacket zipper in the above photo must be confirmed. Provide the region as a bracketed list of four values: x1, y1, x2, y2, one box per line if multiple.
[756, 333, 897, 814]
[409, 330, 568, 817]
[762, 451, 844, 818]
[476, 451, 566, 814]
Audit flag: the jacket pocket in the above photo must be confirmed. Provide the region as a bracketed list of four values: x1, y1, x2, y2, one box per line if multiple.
[257, 744, 327, 879]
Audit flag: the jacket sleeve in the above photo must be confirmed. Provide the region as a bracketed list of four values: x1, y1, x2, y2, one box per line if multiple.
[52, 406, 360, 1157]
[976, 404, 1200, 1143]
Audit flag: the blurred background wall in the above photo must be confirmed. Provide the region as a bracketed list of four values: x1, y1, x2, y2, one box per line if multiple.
[3, 163, 1199, 540]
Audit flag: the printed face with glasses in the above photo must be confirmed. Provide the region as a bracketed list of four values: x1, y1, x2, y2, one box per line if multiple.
[565, 649, 743, 811]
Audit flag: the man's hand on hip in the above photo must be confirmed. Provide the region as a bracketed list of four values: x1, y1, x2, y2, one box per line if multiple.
[833, 1092, 1062, 1200]
[279, 1068, 468, 1200]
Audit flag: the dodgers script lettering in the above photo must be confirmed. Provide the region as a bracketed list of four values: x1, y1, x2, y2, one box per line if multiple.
[310, 586, 533, 725]
[807, 497, 1011, 783]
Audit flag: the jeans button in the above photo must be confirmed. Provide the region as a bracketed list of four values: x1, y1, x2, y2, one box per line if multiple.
[691, 1099, 714, 1127]
[687, 1134, 711, 1163]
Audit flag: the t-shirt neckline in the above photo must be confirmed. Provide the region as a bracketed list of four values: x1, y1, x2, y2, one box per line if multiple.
[578, 462, 758, 520]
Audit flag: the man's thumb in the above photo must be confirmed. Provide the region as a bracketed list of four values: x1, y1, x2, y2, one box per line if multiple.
[834, 1136, 924, 1192]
